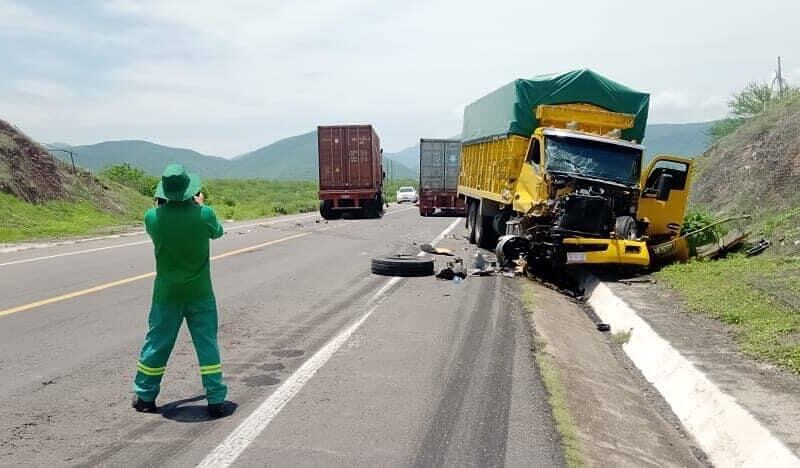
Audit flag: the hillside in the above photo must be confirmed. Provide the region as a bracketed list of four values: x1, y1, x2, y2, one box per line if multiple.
[0, 119, 150, 242]
[58, 140, 230, 178]
[229, 130, 416, 180]
[55, 132, 417, 181]
[690, 97, 800, 244]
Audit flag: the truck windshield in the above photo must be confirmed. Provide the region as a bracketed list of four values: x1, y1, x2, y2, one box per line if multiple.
[545, 135, 641, 186]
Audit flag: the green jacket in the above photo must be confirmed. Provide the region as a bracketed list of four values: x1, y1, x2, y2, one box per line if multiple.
[145, 202, 224, 304]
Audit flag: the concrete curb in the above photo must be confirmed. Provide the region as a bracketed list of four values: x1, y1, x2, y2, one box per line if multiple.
[580, 272, 800, 468]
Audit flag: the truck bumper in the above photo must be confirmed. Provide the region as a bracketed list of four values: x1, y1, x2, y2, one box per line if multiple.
[561, 238, 650, 266]
[419, 191, 466, 216]
[319, 190, 379, 210]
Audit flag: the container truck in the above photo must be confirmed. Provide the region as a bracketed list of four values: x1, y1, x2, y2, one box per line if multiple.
[418, 138, 466, 217]
[457, 69, 693, 273]
[318, 125, 385, 219]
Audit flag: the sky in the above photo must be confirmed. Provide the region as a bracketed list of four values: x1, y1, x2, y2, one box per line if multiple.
[1, 0, 799, 157]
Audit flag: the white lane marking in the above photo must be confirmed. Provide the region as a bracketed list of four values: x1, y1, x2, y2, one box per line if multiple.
[0, 240, 151, 267]
[197, 217, 461, 467]
[1, 208, 418, 266]
[0, 212, 335, 267]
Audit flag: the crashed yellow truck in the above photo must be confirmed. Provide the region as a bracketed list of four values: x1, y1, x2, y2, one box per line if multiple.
[457, 69, 693, 274]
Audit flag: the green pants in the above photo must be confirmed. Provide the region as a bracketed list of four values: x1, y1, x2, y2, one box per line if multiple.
[134, 298, 227, 404]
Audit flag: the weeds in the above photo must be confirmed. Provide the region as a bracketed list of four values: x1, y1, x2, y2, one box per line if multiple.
[658, 255, 800, 373]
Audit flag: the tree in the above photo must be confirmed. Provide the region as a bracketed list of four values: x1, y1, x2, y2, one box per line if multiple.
[709, 80, 799, 140]
[728, 81, 776, 118]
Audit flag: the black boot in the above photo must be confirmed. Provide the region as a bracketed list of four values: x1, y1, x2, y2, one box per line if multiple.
[207, 402, 229, 418]
[132, 396, 158, 413]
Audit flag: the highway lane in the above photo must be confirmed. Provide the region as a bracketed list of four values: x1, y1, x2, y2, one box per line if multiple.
[0, 205, 562, 466]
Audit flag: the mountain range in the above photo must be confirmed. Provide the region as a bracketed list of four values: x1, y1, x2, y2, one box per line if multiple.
[51, 122, 714, 180]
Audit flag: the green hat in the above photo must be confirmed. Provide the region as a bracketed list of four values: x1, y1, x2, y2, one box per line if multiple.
[154, 164, 202, 201]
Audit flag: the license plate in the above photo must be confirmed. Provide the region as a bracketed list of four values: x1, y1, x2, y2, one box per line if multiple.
[566, 252, 586, 264]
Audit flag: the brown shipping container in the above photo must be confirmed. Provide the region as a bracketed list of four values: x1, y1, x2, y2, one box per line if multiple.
[318, 125, 382, 192]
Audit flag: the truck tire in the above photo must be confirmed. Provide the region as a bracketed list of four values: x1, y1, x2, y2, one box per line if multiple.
[615, 216, 638, 240]
[362, 198, 382, 219]
[475, 214, 498, 249]
[320, 200, 340, 220]
[467, 201, 478, 244]
[371, 255, 435, 277]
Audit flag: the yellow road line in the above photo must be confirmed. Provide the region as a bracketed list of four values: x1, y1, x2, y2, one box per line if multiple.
[0, 232, 311, 319]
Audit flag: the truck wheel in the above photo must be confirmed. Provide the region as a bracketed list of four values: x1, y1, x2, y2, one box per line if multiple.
[371, 255, 435, 277]
[320, 201, 340, 220]
[475, 214, 498, 249]
[467, 201, 478, 244]
[615, 216, 639, 240]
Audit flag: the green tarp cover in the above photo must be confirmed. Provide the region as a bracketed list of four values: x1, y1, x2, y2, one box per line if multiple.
[461, 69, 650, 143]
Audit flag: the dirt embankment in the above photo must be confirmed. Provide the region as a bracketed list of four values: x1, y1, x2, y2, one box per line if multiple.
[0, 118, 131, 214]
[0, 119, 70, 202]
[690, 98, 800, 245]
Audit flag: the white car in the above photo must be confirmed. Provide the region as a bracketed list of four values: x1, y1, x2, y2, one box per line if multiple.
[396, 186, 418, 204]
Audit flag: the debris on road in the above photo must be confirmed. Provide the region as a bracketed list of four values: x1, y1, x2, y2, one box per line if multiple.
[472, 251, 488, 270]
[420, 243, 454, 256]
[436, 257, 467, 280]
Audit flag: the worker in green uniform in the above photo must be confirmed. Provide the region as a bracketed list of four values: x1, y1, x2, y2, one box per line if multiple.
[132, 164, 229, 418]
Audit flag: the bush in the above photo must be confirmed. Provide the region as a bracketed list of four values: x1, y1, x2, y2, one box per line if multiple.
[682, 208, 722, 248]
[102, 163, 158, 198]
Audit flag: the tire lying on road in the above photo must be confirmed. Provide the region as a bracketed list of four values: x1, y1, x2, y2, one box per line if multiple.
[371, 255, 435, 277]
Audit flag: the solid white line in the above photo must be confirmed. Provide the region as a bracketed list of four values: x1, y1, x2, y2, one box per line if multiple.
[1, 208, 417, 266]
[197, 216, 461, 467]
[0, 240, 151, 267]
[0, 213, 321, 267]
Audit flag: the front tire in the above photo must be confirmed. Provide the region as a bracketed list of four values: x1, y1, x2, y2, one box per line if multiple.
[615, 216, 639, 240]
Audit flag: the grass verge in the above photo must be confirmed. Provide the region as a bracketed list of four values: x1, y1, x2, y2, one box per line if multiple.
[657, 254, 800, 373]
[522, 286, 585, 468]
[0, 184, 150, 243]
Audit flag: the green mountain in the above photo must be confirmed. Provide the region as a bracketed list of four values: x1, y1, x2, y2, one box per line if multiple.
[56, 140, 230, 177]
[54, 132, 416, 181]
[644, 122, 714, 162]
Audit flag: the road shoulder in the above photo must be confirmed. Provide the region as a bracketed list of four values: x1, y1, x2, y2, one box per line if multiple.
[522, 280, 706, 467]
[604, 274, 800, 457]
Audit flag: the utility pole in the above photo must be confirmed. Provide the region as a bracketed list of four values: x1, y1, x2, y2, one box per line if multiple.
[45, 145, 77, 174]
[773, 56, 787, 100]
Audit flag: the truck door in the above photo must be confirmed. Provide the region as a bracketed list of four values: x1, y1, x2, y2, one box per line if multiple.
[513, 135, 546, 213]
[637, 155, 693, 239]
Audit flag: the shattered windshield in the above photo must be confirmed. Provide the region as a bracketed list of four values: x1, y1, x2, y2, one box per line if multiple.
[545, 135, 642, 186]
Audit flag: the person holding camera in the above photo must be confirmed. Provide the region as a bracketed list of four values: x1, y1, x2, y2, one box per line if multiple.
[132, 163, 229, 418]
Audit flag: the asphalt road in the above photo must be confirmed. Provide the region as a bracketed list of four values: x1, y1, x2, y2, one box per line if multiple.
[0, 204, 563, 467]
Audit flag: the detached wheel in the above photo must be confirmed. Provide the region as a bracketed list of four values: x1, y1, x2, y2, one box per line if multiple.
[371, 255, 434, 277]
[615, 216, 639, 240]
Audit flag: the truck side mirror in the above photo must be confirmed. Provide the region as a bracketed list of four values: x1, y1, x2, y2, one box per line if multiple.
[656, 173, 673, 201]
[382, 171, 386, 179]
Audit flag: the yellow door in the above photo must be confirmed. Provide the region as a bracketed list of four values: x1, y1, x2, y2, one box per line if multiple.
[637, 155, 693, 239]
[513, 135, 546, 214]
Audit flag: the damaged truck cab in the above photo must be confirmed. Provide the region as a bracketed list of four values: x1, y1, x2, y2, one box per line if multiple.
[457, 70, 692, 272]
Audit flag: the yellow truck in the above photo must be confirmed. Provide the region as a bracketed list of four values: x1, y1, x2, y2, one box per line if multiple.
[458, 70, 692, 273]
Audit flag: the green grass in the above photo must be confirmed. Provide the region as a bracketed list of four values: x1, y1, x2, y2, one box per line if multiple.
[658, 255, 800, 373]
[522, 286, 585, 468]
[610, 330, 632, 345]
[203, 179, 319, 220]
[0, 190, 149, 243]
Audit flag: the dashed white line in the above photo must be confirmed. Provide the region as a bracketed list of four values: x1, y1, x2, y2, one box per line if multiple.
[196, 217, 461, 467]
